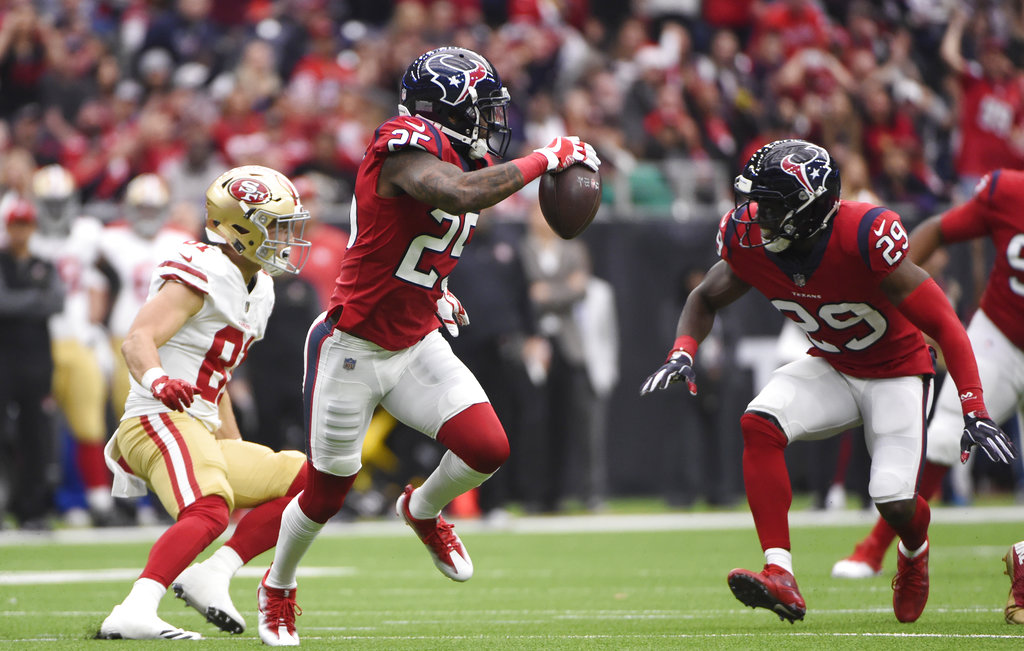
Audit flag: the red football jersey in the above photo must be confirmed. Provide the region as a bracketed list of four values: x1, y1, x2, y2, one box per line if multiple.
[718, 201, 934, 378]
[329, 115, 490, 350]
[939, 169, 1024, 350]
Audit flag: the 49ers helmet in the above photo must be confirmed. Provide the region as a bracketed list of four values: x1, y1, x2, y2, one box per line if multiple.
[123, 173, 170, 239]
[205, 165, 311, 275]
[31, 164, 78, 237]
[399, 46, 511, 159]
[732, 139, 841, 253]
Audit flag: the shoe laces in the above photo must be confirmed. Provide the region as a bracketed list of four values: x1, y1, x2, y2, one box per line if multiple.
[263, 588, 301, 632]
[892, 554, 926, 592]
[423, 517, 459, 551]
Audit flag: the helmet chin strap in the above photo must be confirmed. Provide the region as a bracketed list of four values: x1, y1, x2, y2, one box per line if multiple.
[397, 95, 489, 160]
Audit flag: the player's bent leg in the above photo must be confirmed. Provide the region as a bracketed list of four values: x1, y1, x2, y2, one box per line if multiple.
[395, 404, 509, 582]
[879, 495, 930, 623]
[173, 455, 309, 633]
[740, 412, 793, 553]
[833, 461, 948, 579]
[397, 481, 474, 581]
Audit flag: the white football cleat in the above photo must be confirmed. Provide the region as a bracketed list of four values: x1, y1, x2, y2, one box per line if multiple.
[831, 558, 883, 579]
[172, 562, 245, 634]
[257, 568, 300, 646]
[396, 484, 474, 582]
[96, 603, 202, 640]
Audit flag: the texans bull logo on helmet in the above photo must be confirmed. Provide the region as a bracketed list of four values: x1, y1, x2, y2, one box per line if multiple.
[424, 53, 491, 106]
[228, 178, 272, 204]
[779, 144, 832, 197]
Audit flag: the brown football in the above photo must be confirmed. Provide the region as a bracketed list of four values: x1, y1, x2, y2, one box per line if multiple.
[538, 164, 602, 239]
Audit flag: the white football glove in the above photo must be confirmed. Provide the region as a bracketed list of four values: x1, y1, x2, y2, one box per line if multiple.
[436, 279, 469, 337]
[532, 137, 601, 173]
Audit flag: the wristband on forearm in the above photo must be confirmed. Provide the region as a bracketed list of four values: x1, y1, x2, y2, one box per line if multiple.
[669, 335, 699, 361]
[140, 367, 166, 393]
[511, 152, 548, 184]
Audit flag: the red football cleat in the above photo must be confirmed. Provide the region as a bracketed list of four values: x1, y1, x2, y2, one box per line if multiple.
[892, 540, 929, 623]
[727, 564, 806, 623]
[1003, 541, 1024, 624]
[396, 484, 474, 582]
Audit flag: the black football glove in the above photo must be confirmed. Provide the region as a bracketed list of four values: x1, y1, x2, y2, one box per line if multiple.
[640, 350, 698, 396]
[960, 412, 1016, 464]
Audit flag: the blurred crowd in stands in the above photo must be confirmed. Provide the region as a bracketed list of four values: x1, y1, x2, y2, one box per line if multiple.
[1, 0, 1023, 528]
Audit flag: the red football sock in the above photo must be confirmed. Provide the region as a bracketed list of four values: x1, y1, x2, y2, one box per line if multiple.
[78, 440, 110, 489]
[224, 464, 308, 564]
[139, 495, 229, 586]
[863, 460, 948, 554]
[890, 494, 930, 551]
[740, 412, 792, 551]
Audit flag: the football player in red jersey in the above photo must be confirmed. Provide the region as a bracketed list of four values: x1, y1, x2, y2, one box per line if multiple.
[641, 140, 1014, 624]
[829, 168, 1024, 623]
[257, 46, 600, 646]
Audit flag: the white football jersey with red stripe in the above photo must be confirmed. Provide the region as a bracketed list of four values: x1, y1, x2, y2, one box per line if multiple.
[29, 216, 104, 343]
[99, 224, 191, 337]
[121, 240, 275, 431]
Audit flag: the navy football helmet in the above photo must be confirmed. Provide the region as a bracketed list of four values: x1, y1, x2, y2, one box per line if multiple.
[399, 46, 511, 159]
[732, 139, 841, 252]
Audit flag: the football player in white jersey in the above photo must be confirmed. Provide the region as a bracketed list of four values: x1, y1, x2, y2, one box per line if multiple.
[99, 173, 192, 419]
[97, 166, 312, 640]
[29, 164, 117, 525]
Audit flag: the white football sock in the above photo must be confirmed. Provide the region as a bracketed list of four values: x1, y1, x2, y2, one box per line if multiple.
[408, 451, 490, 520]
[266, 497, 323, 589]
[123, 577, 166, 612]
[898, 539, 928, 559]
[764, 548, 794, 575]
[203, 546, 244, 578]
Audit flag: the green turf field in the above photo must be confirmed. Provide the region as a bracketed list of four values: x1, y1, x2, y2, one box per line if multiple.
[2, 509, 1024, 649]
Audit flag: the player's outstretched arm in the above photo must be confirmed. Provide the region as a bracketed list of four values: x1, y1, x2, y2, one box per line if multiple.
[381, 138, 599, 216]
[884, 261, 1016, 463]
[641, 261, 750, 396]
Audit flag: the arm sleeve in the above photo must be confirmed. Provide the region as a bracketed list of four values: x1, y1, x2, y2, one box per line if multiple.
[897, 277, 986, 416]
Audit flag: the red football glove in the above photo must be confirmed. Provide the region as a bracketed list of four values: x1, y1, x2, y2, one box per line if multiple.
[532, 136, 600, 173]
[436, 281, 469, 337]
[150, 375, 199, 412]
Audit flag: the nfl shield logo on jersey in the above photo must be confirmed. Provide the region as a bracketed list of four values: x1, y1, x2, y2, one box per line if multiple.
[344, 358, 357, 370]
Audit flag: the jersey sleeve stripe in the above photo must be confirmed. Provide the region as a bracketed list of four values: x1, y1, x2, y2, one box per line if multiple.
[857, 206, 888, 268]
[721, 209, 740, 259]
[421, 119, 445, 153]
[160, 273, 209, 296]
[159, 260, 209, 282]
[987, 169, 1002, 200]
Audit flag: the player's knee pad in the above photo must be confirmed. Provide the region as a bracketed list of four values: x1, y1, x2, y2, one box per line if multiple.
[297, 464, 357, 524]
[740, 411, 788, 451]
[869, 470, 915, 504]
[437, 403, 509, 474]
